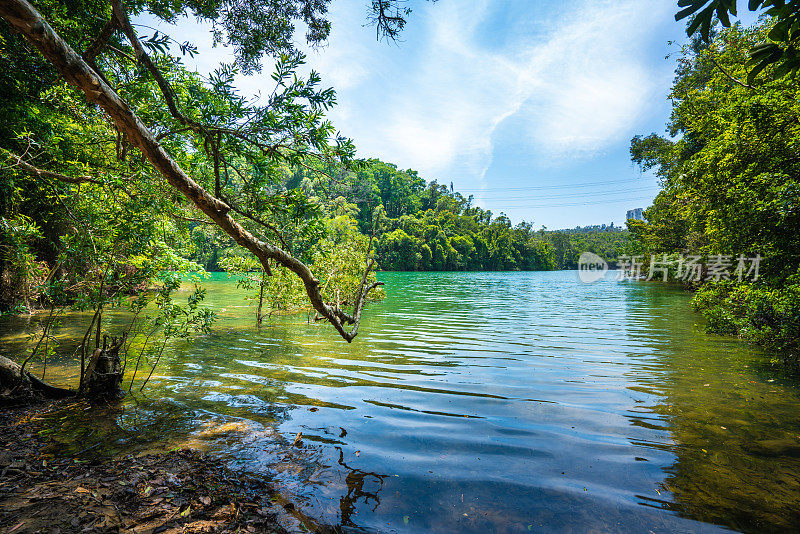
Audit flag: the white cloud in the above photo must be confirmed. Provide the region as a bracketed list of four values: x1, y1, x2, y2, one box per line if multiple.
[138, 0, 675, 193]
[516, 1, 668, 157]
[311, 0, 674, 186]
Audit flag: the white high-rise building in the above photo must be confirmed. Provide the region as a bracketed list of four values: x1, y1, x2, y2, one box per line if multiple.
[626, 208, 644, 221]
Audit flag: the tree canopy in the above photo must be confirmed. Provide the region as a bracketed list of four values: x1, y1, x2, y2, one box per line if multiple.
[629, 20, 800, 360]
[0, 0, 424, 343]
[188, 157, 629, 275]
[676, 0, 800, 83]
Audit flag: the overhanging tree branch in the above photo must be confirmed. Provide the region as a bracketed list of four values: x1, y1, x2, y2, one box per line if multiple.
[82, 15, 118, 64]
[710, 57, 755, 90]
[0, 0, 380, 342]
[110, 0, 204, 134]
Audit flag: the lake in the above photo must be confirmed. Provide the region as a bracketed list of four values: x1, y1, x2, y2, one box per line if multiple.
[2, 271, 799, 533]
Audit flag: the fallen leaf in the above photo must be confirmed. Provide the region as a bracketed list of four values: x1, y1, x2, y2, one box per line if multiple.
[75, 487, 90, 494]
[292, 432, 302, 447]
[199, 496, 211, 506]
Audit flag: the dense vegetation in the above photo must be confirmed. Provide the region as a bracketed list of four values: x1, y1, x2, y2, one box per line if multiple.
[675, 1, 800, 83]
[189, 158, 629, 273]
[628, 21, 800, 363]
[0, 0, 390, 318]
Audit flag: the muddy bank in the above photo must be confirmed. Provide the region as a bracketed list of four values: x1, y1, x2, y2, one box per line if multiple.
[0, 402, 317, 533]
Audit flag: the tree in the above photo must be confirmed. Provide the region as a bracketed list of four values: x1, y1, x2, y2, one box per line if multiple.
[0, 0, 432, 396]
[676, 0, 800, 83]
[0, 0, 423, 342]
[629, 21, 800, 360]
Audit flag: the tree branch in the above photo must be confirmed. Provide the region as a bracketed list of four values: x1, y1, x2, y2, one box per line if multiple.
[227, 203, 290, 252]
[710, 56, 755, 90]
[2, 149, 104, 185]
[80, 16, 119, 88]
[110, 0, 204, 133]
[82, 15, 118, 63]
[169, 212, 215, 225]
[0, 0, 376, 342]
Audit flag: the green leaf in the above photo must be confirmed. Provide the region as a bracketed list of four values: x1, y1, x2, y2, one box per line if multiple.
[717, 7, 731, 27]
[676, 1, 709, 22]
[747, 58, 770, 87]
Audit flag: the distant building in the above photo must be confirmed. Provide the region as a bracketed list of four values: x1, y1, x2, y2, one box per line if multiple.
[626, 208, 644, 221]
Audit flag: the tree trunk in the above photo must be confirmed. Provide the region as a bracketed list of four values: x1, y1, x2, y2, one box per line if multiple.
[80, 334, 125, 399]
[0, 355, 75, 400]
[1, 333, 125, 401]
[257, 278, 265, 326]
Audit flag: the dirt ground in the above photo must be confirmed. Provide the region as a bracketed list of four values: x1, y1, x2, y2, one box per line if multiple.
[0, 400, 312, 533]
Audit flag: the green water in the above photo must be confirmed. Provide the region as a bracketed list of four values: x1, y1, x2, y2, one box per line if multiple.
[2, 271, 800, 533]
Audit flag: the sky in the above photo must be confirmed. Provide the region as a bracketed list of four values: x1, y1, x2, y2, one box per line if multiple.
[137, 1, 759, 229]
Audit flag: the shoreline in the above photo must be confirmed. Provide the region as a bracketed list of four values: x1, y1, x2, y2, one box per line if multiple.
[0, 399, 321, 533]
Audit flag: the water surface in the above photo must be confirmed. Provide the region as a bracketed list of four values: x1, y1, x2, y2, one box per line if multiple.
[2, 271, 799, 533]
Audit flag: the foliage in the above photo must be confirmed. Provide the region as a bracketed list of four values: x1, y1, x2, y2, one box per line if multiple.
[0, 0, 624, 355]
[676, 0, 800, 83]
[189, 158, 629, 273]
[311, 214, 384, 305]
[629, 21, 800, 359]
[204, 159, 628, 272]
[0, 0, 453, 352]
[0, 0, 407, 345]
[0, 215, 46, 311]
[127, 273, 215, 391]
[693, 281, 800, 363]
[219, 211, 383, 317]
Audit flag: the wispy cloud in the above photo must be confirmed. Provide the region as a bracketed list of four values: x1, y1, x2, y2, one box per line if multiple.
[137, 0, 676, 226]
[309, 0, 674, 185]
[516, 2, 670, 158]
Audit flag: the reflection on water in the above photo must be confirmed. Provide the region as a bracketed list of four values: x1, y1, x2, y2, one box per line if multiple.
[2, 271, 800, 532]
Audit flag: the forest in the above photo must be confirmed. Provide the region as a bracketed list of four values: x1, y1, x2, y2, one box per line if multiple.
[627, 16, 800, 363]
[0, 1, 628, 326]
[0, 0, 628, 401]
[189, 158, 629, 274]
[1, 0, 799, 387]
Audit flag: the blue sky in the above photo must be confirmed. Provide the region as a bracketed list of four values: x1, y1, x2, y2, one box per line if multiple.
[140, 1, 759, 229]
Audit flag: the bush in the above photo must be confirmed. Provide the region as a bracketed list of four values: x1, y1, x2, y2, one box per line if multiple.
[693, 280, 800, 361]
